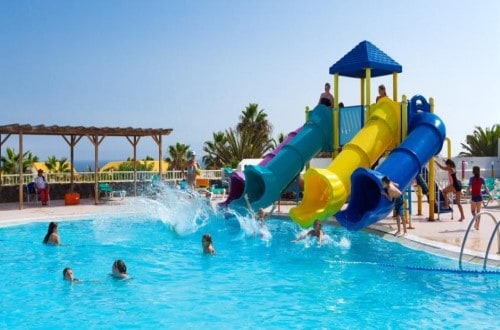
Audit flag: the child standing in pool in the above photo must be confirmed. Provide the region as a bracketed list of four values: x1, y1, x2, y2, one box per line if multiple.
[381, 176, 407, 236]
[467, 166, 492, 230]
[202, 233, 216, 255]
[292, 219, 324, 245]
[112, 259, 129, 279]
[43, 221, 61, 245]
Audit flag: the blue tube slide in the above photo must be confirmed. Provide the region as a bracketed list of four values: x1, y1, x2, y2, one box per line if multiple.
[335, 110, 446, 231]
[230, 104, 333, 211]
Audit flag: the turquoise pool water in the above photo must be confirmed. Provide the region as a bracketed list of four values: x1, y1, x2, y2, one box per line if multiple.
[0, 194, 498, 329]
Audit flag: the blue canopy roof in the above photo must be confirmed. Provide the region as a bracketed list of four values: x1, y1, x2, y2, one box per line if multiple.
[329, 41, 402, 78]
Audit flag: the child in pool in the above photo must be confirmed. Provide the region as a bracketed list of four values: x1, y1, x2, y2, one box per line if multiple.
[202, 233, 216, 255]
[112, 259, 129, 279]
[292, 219, 324, 245]
[43, 222, 61, 245]
[63, 267, 80, 282]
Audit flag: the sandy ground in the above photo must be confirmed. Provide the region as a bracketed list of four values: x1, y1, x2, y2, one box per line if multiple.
[1, 192, 499, 268]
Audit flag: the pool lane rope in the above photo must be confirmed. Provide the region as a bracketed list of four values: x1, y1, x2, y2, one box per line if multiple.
[331, 260, 500, 275]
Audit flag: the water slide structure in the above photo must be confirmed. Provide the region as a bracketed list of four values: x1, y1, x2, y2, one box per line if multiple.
[289, 97, 402, 228]
[335, 96, 446, 231]
[218, 127, 303, 208]
[229, 104, 333, 212]
[415, 168, 452, 213]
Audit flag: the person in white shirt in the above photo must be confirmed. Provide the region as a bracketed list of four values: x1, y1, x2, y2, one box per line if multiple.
[34, 169, 49, 205]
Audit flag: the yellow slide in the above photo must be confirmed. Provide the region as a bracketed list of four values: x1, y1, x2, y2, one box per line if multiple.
[289, 98, 401, 227]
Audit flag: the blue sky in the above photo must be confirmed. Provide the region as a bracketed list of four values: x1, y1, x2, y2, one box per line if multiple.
[1, 1, 499, 163]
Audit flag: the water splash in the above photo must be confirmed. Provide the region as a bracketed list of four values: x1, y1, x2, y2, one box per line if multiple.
[221, 207, 273, 241]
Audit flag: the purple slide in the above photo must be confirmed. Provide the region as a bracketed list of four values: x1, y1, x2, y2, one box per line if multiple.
[218, 127, 302, 207]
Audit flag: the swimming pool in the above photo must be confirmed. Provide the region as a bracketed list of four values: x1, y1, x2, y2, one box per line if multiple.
[0, 194, 498, 329]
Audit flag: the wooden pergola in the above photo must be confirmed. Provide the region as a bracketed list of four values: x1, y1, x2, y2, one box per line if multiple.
[0, 124, 173, 209]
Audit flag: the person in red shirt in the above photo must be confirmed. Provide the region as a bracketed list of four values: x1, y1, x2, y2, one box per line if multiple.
[467, 166, 492, 230]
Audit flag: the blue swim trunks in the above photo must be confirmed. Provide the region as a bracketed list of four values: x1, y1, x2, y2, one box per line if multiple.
[394, 196, 404, 216]
[471, 195, 483, 203]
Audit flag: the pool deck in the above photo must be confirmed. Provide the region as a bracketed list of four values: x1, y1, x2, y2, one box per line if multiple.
[1, 194, 499, 268]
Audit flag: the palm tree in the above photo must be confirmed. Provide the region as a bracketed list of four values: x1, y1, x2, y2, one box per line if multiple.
[202, 132, 228, 169]
[237, 103, 273, 135]
[45, 156, 70, 173]
[202, 104, 276, 169]
[273, 132, 286, 148]
[459, 125, 499, 156]
[165, 142, 190, 170]
[0, 147, 39, 174]
[203, 128, 275, 169]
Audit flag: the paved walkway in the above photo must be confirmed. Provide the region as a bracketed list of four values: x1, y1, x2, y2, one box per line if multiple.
[1, 194, 499, 268]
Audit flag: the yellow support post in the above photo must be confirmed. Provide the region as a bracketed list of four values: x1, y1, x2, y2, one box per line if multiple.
[417, 185, 423, 215]
[333, 74, 340, 157]
[401, 95, 408, 144]
[360, 78, 365, 106]
[305, 106, 310, 170]
[365, 68, 371, 121]
[392, 72, 398, 101]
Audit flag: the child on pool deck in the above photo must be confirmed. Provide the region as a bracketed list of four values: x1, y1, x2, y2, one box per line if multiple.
[467, 166, 492, 230]
[381, 176, 407, 236]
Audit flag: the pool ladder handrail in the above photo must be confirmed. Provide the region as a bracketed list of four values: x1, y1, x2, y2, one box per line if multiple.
[459, 211, 500, 271]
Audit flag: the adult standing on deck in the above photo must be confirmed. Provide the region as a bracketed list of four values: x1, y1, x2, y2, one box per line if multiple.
[185, 151, 200, 190]
[35, 169, 49, 205]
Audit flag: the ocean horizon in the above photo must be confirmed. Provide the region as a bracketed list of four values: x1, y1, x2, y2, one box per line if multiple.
[72, 160, 113, 172]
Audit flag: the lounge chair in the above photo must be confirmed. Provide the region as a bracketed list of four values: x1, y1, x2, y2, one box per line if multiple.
[26, 182, 50, 204]
[483, 177, 500, 206]
[26, 182, 38, 203]
[98, 182, 126, 200]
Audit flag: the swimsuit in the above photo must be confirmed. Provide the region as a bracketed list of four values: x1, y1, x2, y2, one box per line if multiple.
[450, 171, 461, 192]
[393, 195, 404, 216]
[319, 97, 332, 107]
[186, 165, 197, 187]
[469, 176, 485, 202]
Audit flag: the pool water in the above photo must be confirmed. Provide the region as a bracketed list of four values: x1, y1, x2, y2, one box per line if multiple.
[0, 194, 498, 329]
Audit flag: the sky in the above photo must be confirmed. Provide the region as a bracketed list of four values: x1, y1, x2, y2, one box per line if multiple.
[1, 1, 499, 163]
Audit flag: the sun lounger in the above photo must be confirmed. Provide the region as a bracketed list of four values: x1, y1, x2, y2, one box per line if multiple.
[98, 183, 126, 200]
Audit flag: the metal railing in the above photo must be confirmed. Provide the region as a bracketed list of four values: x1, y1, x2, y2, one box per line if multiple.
[0, 169, 224, 186]
[459, 211, 500, 271]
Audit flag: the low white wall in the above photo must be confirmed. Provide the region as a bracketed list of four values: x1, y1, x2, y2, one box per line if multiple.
[452, 156, 500, 180]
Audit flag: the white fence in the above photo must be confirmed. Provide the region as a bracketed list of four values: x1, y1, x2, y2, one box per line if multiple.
[0, 170, 224, 186]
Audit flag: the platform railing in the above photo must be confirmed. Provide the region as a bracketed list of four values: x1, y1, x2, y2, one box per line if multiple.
[0, 169, 224, 186]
